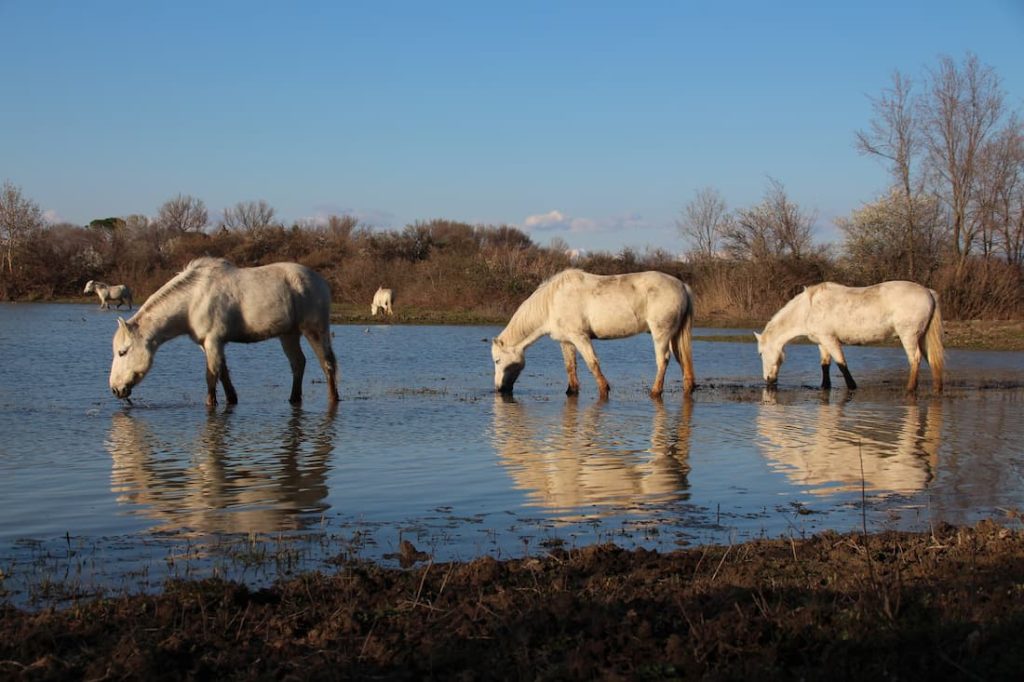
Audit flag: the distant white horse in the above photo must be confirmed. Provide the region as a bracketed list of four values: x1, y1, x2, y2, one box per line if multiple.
[371, 287, 393, 316]
[84, 280, 133, 310]
[492, 269, 695, 399]
[755, 281, 944, 393]
[109, 257, 339, 406]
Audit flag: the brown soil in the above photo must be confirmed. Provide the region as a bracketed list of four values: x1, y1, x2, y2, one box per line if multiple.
[3, 521, 1024, 680]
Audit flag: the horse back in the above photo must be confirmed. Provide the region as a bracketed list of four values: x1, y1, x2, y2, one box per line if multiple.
[807, 281, 935, 342]
[195, 262, 332, 342]
[566, 270, 687, 339]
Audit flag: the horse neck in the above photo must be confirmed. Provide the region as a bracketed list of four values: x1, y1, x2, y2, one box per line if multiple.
[764, 294, 809, 347]
[131, 276, 195, 346]
[498, 287, 551, 350]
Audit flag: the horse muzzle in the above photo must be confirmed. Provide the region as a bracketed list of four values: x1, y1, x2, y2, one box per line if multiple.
[112, 385, 132, 399]
[764, 376, 778, 389]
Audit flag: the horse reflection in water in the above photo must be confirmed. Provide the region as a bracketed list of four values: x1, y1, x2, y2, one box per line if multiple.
[491, 396, 692, 515]
[757, 391, 942, 496]
[107, 406, 337, 534]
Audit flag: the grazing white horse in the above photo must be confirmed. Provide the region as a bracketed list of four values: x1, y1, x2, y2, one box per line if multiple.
[492, 269, 695, 399]
[371, 286, 393, 316]
[755, 281, 944, 393]
[84, 280, 133, 310]
[109, 257, 339, 406]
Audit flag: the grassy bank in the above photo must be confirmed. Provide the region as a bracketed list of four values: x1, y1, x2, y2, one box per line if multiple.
[329, 303, 1024, 353]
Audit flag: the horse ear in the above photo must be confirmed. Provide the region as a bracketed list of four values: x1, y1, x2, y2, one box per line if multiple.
[117, 317, 129, 332]
[753, 331, 761, 342]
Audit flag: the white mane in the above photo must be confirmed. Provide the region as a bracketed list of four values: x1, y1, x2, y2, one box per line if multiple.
[498, 269, 583, 346]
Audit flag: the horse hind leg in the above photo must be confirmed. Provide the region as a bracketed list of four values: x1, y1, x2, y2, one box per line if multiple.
[650, 333, 671, 399]
[279, 334, 307, 404]
[901, 336, 922, 393]
[303, 327, 340, 403]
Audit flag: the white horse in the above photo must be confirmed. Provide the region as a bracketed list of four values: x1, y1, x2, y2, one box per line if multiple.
[371, 286, 393, 316]
[755, 281, 944, 393]
[84, 280, 133, 310]
[109, 257, 339, 406]
[492, 269, 695, 399]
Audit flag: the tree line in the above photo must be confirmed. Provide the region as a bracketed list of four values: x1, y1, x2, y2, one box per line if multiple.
[2, 54, 1021, 321]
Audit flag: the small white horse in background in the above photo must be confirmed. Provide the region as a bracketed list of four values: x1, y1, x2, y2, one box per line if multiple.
[109, 257, 339, 406]
[492, 269, 695, 399]
[371, 286, 393, 316]
[84, 280, 133, 310]
[755, 280, 944, 393]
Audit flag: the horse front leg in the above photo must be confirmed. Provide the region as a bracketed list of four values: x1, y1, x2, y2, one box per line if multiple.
[571, 336, 610, 399]
[818, 346, 832, 390]
[560, 342, 580, 396]
[821, 339, 857, 390]
[202, 340, 233, 406]
[280, 334, 307, 404]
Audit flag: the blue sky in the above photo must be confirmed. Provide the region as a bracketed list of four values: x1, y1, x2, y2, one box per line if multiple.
[2, 1, 1022, 253]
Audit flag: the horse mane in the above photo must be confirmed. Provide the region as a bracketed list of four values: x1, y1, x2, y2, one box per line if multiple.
[764, 285, 816, 335]
[500, 269, 583, 344]
[133, 257, 232, 319]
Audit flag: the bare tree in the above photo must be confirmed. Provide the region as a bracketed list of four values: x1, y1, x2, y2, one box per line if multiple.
[156, 194, 208, 234]
[921, 53, 1006, 273]
[974, 117, 1024, 264]
[0, 180, 44, 274]
[724, 178, 815, 261]
[856, 70, 926, 278]
[678, 186, 730, 260]
[221, 200, 276, 232]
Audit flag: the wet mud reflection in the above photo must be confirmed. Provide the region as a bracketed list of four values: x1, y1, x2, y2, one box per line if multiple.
[107, 406, 337, 534]
[491, 395, 692, 515]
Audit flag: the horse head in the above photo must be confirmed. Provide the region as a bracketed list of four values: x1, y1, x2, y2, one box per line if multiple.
[491, 338, 525, 394]
[754, 331, 785, 388]
[84, 280, 95, 293]
[110, 317, 155, 399]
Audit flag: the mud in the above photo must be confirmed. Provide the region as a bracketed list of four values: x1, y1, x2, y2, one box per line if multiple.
[3, 521, 1024, 680]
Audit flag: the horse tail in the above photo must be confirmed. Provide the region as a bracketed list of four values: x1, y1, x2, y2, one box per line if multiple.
[672, 283, 695, 393]
[922, 289, 945, 392]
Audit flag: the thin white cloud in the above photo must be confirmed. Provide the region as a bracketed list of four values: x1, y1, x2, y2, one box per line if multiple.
[522, 209, 646, 235]
[300, 204, 396, 228]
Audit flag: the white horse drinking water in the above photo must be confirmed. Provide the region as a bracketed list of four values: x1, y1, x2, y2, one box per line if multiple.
[492, 269, 695, 399]
[371, 287, 393, 316]
[84, 280, 133, 310]
[109, 257, 339, 406]
[755, 281, 944, 393]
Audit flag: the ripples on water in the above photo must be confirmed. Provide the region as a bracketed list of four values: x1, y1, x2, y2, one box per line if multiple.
[1, 304, 1024, 604]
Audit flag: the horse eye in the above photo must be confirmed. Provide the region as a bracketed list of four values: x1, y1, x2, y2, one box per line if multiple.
[118, 349, 128, 357]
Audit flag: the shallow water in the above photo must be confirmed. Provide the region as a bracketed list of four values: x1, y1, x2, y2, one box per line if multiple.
[2, 303, 1023, 603]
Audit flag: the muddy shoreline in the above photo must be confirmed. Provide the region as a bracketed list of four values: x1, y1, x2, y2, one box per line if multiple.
[3, 521, 1023, 680]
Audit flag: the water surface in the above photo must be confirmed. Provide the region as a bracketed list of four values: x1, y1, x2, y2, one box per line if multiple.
[1, 303, 1023, 604]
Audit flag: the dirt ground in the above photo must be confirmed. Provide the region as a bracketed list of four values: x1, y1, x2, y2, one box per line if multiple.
[3, 520, 1024, 680]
